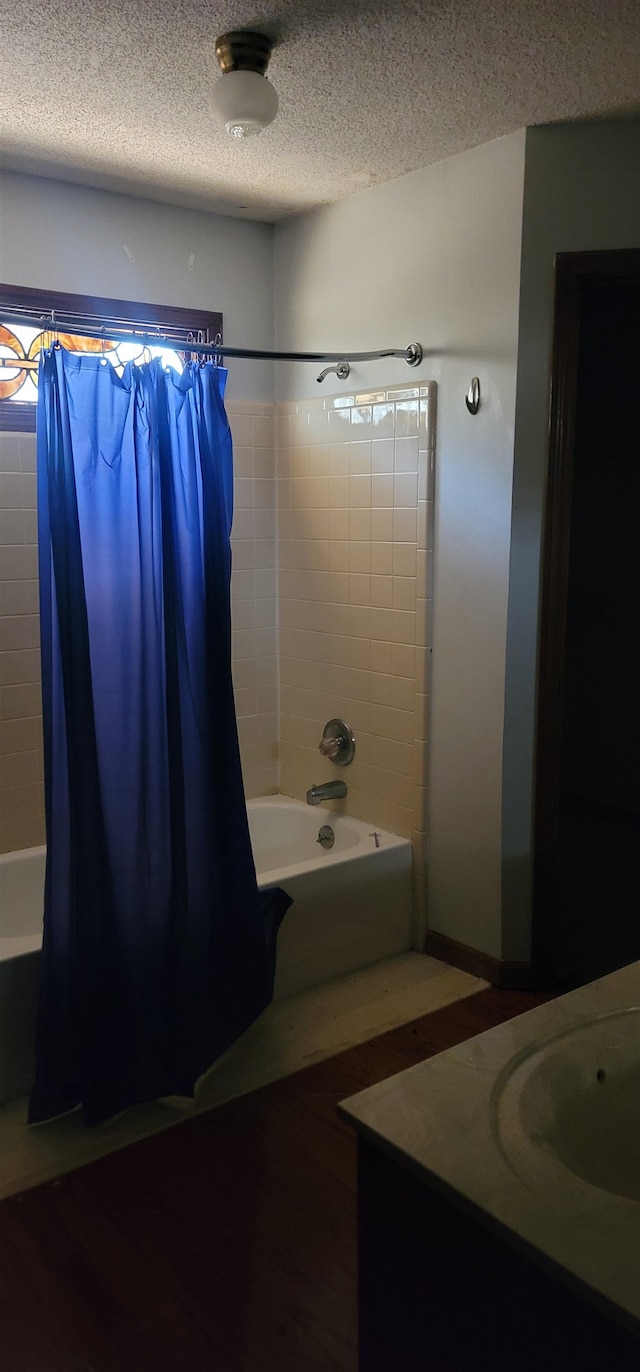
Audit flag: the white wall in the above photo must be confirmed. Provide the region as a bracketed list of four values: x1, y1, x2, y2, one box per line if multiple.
[502, 118, 640, 962]
[0, 173, 275, 401]
[275, 132, 527, 958]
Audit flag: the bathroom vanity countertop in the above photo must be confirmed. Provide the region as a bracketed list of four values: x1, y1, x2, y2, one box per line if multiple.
[339, 962, 640, 1331]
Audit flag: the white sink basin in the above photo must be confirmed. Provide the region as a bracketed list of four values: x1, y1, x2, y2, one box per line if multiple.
[493, 1007, 640, 1205]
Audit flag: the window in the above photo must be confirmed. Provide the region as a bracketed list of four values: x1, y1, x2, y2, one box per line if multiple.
[0, 284, 222, 433]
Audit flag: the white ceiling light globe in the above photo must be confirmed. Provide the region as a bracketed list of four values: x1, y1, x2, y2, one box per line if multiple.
[210, 70, 279, 139]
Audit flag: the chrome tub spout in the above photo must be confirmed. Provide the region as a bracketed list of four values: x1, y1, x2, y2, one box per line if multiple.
[306, 780, 347, 805]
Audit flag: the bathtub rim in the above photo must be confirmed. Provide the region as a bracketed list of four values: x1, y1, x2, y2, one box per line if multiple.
[0, 797, 412, 959]
[248, 794, 411, 890]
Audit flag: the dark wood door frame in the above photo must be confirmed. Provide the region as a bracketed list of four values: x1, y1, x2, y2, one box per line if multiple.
[531, 247, 640, 980]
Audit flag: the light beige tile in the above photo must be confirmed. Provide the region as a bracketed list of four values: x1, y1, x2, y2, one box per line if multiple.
[392, 643, 416, 679]
[328, 540, 350, 572]
[371, 542, 393, 576]
[0, 581, 39, 616]
[371, 574, 393, 609]
[329, 443, 350, 475]
[392, 674, 416, 713]
[255, 655, 277, 686]
[329, 475, 350, 507]
[0, 474, 24, 506]
[0, 616, 39, 651]
[231, 569, 255, 601]
[370, 673, 393, 706]
[0, 683, 42, 720]
[394, 472, 418, 507]
[371, 404, 395, 439]
[372, 474, 393, 508]
[349, 637, 371, 671]
[392, 610, 416, 645]
[252, 416, 274, 449]
[349, 542, 371, 575]
[348, 605, 371, 639]
[371, 438, 394, 473]
[231, 509, 254, 541]
[369, 640, 393, 674]
[0, 546, 29, 580]
[395, 436, 419, 473]
[254, 509, 276, 540]
[351, 406, 372, 438]
[371, 508, 393, 542]
[349, 475, 371, 508]
[255, 540, 276, 569]
[0, 715, 42, 755]
[393, 542, 417, 577]
[233, 659, 257, 692]
[394, 400, 419, 437]
[0, 749, 43, 788]
[370, 607, 393, 641]
[329, 509, 350, 541]
[255, 597, 275, 629]
[234, 686, 257, 718]
[231, 542, 256, 570]
[306, 409, 329, 445]
[391, 709, 415, 745]
[370, 702, 393, 736]
[232, 628, 257, 660]
[0, 436, 21, 473]
[394, 507, 418, 542]
[0, 782, 44, 825]
[327, 572, 349, 604]
[349, 509, 370, 541]
[393, 577, 417, 612]
[0, 815, 44, 854]
[328, 408, 351, 443]
[231, 599, 256, 631]
[349, 440, 371, 474]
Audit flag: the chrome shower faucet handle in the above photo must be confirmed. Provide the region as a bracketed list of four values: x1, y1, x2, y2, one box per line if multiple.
[318, 719, 356, 766]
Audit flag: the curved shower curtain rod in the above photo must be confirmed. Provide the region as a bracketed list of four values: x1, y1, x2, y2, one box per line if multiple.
[0, 304, 423, 373]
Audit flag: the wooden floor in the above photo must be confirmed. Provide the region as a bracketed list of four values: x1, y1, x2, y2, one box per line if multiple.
[0, 987, 552, 1372]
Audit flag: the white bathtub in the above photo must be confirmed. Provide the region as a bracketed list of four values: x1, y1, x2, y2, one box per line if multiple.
[0, 796, 412, 1106]
[250, 797, 413, 999]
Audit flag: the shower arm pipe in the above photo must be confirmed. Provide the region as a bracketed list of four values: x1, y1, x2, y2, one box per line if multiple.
[0, 305, 423, 369]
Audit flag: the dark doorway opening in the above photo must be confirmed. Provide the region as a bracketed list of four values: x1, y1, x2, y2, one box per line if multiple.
[533, 250, 640, 986]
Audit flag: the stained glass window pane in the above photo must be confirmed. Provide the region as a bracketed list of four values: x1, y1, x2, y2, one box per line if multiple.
[0, 321, 185, 406]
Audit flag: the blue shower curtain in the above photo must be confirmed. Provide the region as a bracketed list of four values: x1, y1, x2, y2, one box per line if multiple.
[30, 346, 290, 1126]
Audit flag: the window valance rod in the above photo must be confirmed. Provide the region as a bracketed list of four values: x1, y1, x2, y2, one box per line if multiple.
[0, 305, 423, 370]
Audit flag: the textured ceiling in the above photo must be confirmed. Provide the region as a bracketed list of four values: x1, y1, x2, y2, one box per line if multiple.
[1, 1, 639, 221]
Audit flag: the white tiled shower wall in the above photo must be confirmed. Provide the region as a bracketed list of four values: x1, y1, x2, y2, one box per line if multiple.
[0, 431, 41, 855]
[0, 385, 435, 934]
[276, 382, 435, 931]
[226, 399, 279, 798]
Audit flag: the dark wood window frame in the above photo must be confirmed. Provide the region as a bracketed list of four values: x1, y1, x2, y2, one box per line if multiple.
[0, 283, 222, 433]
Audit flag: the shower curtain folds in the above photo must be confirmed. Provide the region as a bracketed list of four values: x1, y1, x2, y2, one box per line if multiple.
[30, 347, 290, 1126]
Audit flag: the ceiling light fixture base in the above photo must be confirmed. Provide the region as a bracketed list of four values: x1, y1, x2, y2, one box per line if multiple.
[211, 31, 279, 139]
[214, 31, 274, 76]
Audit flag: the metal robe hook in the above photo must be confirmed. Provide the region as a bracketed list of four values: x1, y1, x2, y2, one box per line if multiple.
[465, 377, 481, 414]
